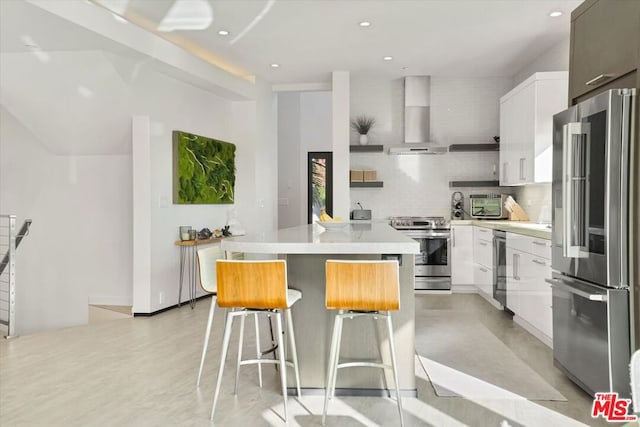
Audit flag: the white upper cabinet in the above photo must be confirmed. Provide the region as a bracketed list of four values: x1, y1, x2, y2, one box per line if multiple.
[499, 72, 568, 186]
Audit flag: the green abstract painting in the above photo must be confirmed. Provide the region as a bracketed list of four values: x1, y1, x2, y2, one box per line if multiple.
[172, 130, 236, 204]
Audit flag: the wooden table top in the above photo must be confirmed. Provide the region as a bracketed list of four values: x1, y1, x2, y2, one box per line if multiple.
[174, 237, 223, 246]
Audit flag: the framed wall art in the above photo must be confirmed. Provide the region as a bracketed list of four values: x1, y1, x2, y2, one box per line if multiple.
[172, 130, 236, 204]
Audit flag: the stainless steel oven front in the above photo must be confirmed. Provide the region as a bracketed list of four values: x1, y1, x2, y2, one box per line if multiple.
[403, 229, 451, 290]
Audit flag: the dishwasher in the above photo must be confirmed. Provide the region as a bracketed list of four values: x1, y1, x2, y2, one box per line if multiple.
[492, 230, 507, 307]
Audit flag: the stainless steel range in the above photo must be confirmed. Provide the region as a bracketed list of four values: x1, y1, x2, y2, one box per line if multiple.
[389, 216, 451, 290]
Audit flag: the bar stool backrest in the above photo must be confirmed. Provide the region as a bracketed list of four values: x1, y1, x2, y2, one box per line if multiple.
[197, 246, 224, 293]
[216, 259, 288, 309]
[325, 260, 400, 311]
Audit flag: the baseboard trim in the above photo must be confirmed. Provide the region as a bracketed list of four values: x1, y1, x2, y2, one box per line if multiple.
[133, 294, 212, 317]
[513, 314, 553, 348]
[451, 284, 477, 294]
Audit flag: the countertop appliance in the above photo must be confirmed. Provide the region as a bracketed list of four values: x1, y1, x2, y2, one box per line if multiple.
[549, 88, 635, 398]
[470, 194, 509, 219]
[451, 192, 464, 220]
[389, 216, 450, 290]
[492, 230, 507, 307]
[351, 202, 372, 220]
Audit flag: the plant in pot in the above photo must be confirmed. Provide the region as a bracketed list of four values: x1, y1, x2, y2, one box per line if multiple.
[350, 115, 375, 145]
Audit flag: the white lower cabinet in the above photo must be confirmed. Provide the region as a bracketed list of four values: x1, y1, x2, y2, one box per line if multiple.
[472, 226, 497, 304]
[506, 232, 553, 345]
[451, 225, 474, 285]
[473, 262, 493, 298]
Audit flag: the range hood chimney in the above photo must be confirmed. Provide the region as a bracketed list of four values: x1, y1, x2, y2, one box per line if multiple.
[388, 76, 447, 155]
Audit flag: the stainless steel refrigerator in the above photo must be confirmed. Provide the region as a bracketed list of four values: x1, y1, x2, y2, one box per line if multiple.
[550, 88, 636, 397]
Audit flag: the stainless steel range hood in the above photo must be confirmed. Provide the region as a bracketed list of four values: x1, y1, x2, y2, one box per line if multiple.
[388, 76, 447, 155]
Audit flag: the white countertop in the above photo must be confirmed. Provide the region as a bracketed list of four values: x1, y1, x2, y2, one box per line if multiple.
[221, 222, 420, 254]
[451, 220, 552, 240]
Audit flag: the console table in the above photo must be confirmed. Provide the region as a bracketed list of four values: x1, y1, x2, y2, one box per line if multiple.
[174, 237, 222, 308]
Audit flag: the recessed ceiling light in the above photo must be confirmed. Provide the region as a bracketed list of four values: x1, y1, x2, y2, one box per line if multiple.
[271, 63, 280, 68]
[383, 56, 393, 61]
[549, 11, 563, 17]
[218, 30, 229, 36]
[359, 21, 371, 27]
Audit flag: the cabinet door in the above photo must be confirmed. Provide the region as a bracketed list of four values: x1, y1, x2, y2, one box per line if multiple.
[505, 246, 521, 313]
[473, 263, 493, 298]
[473, 227, 493, 268]
[569, 0, 640, 100]
[527, 254, 552, 339]
[514, 82, 535, 184]
[451, 225, 474, 285]
[499, 96, 516, 185]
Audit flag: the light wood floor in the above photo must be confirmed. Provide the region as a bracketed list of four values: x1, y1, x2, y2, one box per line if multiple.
[0, 294, 604, 426]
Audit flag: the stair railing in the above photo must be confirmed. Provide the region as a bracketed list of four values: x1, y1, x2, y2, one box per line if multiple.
[0, 215, 32, 338]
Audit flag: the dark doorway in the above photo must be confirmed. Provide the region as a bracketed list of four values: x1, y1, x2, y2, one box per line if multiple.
[307, 152, 333, 224]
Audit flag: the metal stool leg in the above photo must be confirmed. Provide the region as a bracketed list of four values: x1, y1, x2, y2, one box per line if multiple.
[285, 308, 301, 397]
[323, 311, 344, 425]
[254, 313, 263, 387]
[386, 315, 404, 427]
[196, 295, 216, 387]
[275, 311, 289, 422]
[234, 313, 246, 395]
[211, 311, 234, 420]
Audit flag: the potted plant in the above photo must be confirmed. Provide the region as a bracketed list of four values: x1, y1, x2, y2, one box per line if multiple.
[350, 115, 375, 145]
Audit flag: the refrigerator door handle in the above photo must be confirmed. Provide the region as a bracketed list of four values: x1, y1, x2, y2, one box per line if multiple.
[546, 278, 608, 302]
[562, 122, 590, 258]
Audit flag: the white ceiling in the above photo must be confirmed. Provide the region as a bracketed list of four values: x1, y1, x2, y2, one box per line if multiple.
[0, 0, 581, 85]
[94, 0, 582, 83]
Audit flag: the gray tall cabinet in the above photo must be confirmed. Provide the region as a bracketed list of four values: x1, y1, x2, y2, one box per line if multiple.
[568, 0, 640, 348]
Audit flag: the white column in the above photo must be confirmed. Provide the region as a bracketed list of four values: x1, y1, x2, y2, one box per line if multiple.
[132, 115, 151, 313]
[331, 71, 350, 220]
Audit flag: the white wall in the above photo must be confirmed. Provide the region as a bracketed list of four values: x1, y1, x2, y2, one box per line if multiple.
[513, 36, 570, 87]
[2, 49, 277, 331]
[349, 75, 512, 219]
[0, 107, 132, 334]
[132, 72, 279, 314]
[277, 91, 332, 228]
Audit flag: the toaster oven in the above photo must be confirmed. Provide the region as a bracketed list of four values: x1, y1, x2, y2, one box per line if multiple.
[470, 194, 509, 219]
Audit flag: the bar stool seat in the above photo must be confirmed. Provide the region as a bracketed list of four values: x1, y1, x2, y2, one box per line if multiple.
[210, 259, 302, 423]
[323, 259, 404, 426]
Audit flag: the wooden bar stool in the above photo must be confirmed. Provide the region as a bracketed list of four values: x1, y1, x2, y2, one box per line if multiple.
[323, 260, 404, 426]
[210, 259, 302, 422]
[196, 246, 270, 387]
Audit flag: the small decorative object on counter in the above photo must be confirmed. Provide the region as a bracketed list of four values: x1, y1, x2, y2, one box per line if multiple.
[198, 228, 213, 239]
[504, 196, 530, 221]
[350, 115, 376, 145]
[179, 226, 192, 241]
[221, 225, 232, 237]
[189, 229, 197, 240]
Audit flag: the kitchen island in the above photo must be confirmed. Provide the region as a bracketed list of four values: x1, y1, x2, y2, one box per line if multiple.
[221, 222, 420, 396]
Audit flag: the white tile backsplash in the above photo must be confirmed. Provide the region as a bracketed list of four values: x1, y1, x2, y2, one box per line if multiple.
[350, 76, 513, 219]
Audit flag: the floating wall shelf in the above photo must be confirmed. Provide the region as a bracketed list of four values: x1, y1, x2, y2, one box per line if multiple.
[448, 143, 499, 152]
[349, 145, 384, 153]
[449, 180, 500, 188]
[350, 181, 384, 188]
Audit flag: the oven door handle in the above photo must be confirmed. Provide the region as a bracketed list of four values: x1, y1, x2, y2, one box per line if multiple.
[404, 231, 450, 238]
[545, 278, 608, 302]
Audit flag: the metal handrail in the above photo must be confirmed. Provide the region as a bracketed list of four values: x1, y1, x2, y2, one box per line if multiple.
[0, 215, 31, 338]
[0, 218, 31, 276]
